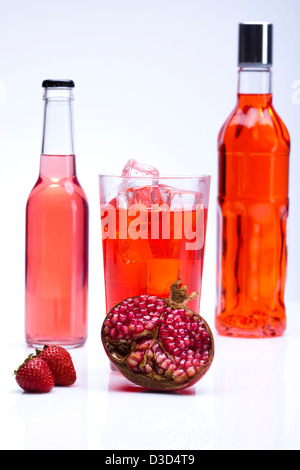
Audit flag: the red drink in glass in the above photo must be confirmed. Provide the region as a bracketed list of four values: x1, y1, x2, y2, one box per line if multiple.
[102, 205, 208, 313]
[99, 175, 210, 315]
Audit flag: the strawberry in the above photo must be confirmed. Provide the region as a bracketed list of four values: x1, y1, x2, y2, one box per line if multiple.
[14, 355, 55, 393]
[35, 345, 77, 386]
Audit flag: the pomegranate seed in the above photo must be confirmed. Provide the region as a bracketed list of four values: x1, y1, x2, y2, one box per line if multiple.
[156, 353, 166, 365]
[167, 363, 177, 373]
[161, 358, 172, 370]
[186, 367, 196, 378]
[147, 349, 154, 359]
[141, 364, 153, 374]
[127, 352, 143, 368]
[135, 323, 144, 334]
[174, 356, 181, 364]
[166, 341, 176, 351]
[147, 303, 155, 312]
[119, 305, 127, 314]
[173, 370, 188, 383]
[138, 340, 150, 350]
[156, 305, 165, 314]
[103, 326, 110, 335]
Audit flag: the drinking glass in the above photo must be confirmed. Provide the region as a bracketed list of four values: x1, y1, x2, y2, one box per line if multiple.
[99, 175, 210, 318]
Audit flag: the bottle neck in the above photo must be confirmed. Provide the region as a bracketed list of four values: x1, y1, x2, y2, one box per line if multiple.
[40, 87, 76, 179]
[41, 87, 75, 157]
[238, 66, 272, 96]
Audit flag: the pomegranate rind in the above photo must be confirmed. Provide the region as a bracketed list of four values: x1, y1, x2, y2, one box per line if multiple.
[101, 281, 214, 392]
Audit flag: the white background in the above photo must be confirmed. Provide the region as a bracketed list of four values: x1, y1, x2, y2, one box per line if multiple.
[0, 0, 300, 451]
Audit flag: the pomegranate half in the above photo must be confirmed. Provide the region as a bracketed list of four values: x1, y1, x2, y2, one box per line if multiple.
[101, 280, 214, 391]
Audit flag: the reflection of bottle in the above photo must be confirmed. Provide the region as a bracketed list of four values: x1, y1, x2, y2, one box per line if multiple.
[215, 23, 290, 337]
[25, 80, 89, 347]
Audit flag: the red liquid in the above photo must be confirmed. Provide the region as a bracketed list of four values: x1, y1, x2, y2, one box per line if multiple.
[101, 204, 208, 313]
[25, 155, 88, 347]
[215, 94, 290, 337]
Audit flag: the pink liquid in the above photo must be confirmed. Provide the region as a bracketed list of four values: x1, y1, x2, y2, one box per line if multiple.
[25, 154, 88, 347]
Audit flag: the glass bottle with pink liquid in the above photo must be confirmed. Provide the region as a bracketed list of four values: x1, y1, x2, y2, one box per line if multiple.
[25, 79, 89, 348]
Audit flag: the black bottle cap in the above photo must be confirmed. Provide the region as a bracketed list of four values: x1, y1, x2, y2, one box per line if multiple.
[238, 22, 273, 66]
[42, 79, 75, 88]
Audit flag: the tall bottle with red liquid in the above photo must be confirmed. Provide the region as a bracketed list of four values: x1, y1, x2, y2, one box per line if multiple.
[215, 23, 290, 337]
[25, 80, 89, 347]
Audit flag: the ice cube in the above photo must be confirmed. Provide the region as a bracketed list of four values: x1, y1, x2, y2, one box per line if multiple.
[159, 186, 202, 209]
[132, 185, 162, 207]
[118, 160, 161, 208]
[117, 188, 135, 209]
[116, 185, 162, 209]
[122, 159, 159, 178]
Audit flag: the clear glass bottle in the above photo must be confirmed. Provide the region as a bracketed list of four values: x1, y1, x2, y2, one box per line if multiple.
[25, 80, 89, 347]
[215, 23, 290, 337]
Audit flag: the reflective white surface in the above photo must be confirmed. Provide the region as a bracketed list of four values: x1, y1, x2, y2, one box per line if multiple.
[1, 301, 299, 450]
